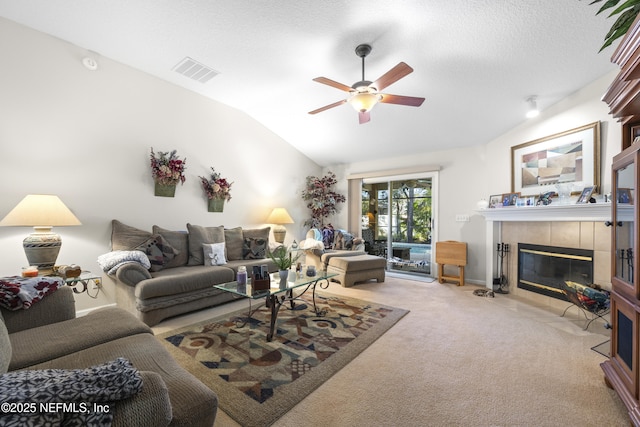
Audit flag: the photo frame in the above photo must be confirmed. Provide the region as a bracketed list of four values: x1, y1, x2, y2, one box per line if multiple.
[489, 194, 502, 208]
[618, 188, 633, 205]
[576, 186, 596, 204]
[511, 122, 600, 196]
[631, 124, 640, 143]
[501, 192, 520, 207]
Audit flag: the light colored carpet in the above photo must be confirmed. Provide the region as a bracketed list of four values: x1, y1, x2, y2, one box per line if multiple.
[154, 276, 629, 427]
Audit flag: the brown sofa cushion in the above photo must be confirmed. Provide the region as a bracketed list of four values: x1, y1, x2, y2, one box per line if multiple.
[28, 333, 217, 427]
[111, 220, 152, 251]
[9, 307, 152, 371]
[186, 224, 225, 266]
[224, 227, 243, 261]
[0, 312, 10, 374]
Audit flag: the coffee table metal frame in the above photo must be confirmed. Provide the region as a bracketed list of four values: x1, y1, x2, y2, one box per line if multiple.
[214, 272, 337, 341]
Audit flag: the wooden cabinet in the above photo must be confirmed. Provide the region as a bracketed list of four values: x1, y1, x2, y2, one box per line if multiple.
[603, 147, 640, 423]
[602, 14, 640, 426]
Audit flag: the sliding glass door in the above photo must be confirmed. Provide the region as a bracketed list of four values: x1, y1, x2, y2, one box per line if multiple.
[362, 174, 435, 277]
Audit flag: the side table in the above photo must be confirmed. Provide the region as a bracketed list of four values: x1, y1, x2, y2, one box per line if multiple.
[64, 271, 101, 298]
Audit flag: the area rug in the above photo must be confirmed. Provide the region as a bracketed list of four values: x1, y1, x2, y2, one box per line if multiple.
[157, 292, 409, 427]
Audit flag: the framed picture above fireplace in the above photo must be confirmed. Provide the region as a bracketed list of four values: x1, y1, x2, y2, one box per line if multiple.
[511, 121, 600, 196]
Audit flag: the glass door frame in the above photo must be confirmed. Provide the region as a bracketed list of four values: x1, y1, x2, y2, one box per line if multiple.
[361, 171, 438, 276]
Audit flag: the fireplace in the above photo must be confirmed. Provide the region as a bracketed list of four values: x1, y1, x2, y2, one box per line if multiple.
[517, 243, 594, 301]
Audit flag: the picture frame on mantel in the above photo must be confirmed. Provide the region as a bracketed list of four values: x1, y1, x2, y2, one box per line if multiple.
[576, 185, 596, 204]
[511, 122, 600, 196]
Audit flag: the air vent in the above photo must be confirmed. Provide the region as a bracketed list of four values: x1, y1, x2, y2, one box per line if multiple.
[172, 57, 219, 83]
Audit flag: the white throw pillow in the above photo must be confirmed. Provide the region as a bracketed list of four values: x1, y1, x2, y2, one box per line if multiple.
[203, 242, 227, 266]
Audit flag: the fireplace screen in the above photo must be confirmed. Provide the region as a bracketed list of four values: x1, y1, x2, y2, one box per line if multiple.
[517, 243, 594, 301]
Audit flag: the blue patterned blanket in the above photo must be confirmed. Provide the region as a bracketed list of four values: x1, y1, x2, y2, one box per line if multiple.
[0, 357, 142, 427]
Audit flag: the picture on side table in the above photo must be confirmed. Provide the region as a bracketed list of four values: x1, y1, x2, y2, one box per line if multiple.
[511, 122, 600, 196]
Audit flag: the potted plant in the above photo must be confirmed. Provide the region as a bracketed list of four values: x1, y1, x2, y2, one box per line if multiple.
[150, 148, 186, 197]
[301, 171, 346, 229]
[199, 167, 233, 212]
[268, 246, 301, 288]
[583, 0, 640, 51]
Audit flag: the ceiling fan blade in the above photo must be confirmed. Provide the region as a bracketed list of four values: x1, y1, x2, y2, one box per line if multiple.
[379, 93, 425, 107]
[312, 77, 353, 92]
[371, 62, 414, 91]
[308, 99, 347, 115]
[359, 111, 371, 124]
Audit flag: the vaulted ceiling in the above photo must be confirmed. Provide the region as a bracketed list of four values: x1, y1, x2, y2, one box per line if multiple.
[0, 1, 619, 166]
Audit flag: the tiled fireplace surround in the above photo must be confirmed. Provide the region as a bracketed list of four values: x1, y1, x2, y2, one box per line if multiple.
[480, 204, 611, 311]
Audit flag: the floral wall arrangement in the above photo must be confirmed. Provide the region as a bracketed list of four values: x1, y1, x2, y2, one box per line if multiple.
[301, 171, 345, 228]
[199, 167, 233, 212]
[150, 148, 187, 197]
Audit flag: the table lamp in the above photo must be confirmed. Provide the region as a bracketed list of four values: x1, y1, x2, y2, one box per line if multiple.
[0, 194, 81, 273]
[266, 207, 294, 244]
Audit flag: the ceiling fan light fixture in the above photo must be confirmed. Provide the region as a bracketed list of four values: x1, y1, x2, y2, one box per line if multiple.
[309, 43, 424, 122]
[349, 91, 382, 113]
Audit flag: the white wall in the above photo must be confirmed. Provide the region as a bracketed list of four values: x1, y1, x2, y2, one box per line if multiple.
[332, 70, 620, 284]
[0, 17, 621, 309]
[0, 18, 321, 310]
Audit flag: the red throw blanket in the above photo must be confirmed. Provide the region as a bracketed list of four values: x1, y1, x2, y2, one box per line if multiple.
[0, 276, 63, 310]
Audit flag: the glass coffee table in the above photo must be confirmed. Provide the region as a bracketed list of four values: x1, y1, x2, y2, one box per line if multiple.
[215, 272, 337, 341]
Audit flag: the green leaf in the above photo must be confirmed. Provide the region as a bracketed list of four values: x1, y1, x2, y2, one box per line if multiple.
[604, 7, 635, 38]
[600, 8, 639, 50]
[609, 0, 640, 17]
[597, 0, 624, 15]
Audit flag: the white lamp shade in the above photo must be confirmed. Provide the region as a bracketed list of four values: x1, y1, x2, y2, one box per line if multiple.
[0, 195, 81, 227]
[266, 208, 294, 225]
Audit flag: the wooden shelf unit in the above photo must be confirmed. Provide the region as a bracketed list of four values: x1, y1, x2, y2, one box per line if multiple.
[602, 13, 640, 426]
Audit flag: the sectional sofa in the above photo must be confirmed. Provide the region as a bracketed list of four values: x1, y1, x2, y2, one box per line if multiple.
[103, 220, 277, 326]
[0, 285, 217, 426]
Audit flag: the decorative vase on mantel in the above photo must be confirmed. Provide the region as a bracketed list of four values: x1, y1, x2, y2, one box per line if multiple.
[154, 182, 176, 197]
[208, 198, 225, 212]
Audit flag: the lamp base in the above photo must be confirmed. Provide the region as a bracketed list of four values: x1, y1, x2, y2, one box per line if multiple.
[23, 229, 61, 273]
[273, 225, 287, 244]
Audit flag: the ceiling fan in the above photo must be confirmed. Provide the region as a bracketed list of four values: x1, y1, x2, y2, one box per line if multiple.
[308, 44, 425, 124]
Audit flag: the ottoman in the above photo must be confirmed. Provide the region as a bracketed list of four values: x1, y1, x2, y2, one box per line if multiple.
[327, 254, 386, 287]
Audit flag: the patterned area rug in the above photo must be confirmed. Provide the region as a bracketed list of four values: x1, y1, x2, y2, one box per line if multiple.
[157, 292, 408, 427]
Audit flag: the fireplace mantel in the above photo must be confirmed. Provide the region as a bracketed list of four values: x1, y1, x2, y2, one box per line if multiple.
[477, 203, 612, 289]
[476, 203, 611, 222]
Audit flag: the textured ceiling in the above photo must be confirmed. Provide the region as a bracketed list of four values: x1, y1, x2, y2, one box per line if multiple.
[0, 0, 619, 166]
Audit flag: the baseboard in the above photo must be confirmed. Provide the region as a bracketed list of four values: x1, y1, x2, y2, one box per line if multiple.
[76, 303, 117, 317]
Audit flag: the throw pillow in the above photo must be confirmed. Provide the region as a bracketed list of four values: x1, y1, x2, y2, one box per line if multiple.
[203, 242, 227, 266]
[242, 227, 270, 259]
[111, 220, 151, 251]
[224, 227, 244, 261]
[243, 237, 268, 259]
[186, 224, 225, 265]
[135, 234, 178, 272]
[152, 225, 189, 268]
